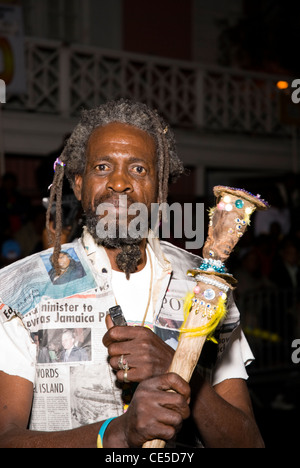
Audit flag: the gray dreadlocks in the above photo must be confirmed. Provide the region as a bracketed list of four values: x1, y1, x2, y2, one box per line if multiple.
[46, 99, 185, 275]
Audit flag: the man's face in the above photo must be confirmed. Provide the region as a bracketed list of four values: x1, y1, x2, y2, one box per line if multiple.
[62, 332, 74, 350]
[73, 122, 158, 242]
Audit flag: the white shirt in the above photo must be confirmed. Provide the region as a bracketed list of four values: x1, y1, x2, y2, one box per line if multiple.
[111, 246, 157, 327]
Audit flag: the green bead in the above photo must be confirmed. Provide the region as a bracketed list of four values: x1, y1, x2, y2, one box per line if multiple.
[235, 199, 244, 209]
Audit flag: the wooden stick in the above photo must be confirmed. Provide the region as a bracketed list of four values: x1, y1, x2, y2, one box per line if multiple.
[143, 293, 215, 448]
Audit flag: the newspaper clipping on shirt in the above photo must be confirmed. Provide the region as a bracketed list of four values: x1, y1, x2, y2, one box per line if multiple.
[0, 239, 240, 432]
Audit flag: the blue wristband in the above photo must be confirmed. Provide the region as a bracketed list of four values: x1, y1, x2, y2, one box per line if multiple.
[97, 417, 117, 448]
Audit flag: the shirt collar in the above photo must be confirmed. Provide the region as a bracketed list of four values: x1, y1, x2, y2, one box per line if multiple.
[81, 226, 172, 274]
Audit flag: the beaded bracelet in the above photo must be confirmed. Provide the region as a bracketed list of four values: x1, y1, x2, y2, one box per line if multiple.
[97, 417, 117, 448]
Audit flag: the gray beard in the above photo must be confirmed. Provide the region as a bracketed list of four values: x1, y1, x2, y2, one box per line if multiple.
[84, 205, 145, 279]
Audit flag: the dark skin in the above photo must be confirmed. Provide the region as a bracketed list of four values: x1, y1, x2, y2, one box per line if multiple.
[0, 123, 264, 447]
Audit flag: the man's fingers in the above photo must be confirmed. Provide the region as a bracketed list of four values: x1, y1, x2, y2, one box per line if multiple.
[102, 323, 138, 347]
[105, 313, 114, 330]
[157, 373, 191, 402]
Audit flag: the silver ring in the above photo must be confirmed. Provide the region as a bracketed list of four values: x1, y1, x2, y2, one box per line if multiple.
[118, 355, 124, 370]
[118, 355, 130, 371]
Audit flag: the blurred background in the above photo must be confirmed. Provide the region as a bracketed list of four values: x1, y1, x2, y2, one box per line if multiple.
[1, 0, 300, 448]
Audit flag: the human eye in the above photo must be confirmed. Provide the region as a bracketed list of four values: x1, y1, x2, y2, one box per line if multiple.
[95, 163, 109, 172]
[132, 165, 147, 175]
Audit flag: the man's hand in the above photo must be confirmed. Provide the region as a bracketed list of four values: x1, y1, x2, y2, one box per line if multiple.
[103, 316, 175, 382]
[104, 373, 191, 448]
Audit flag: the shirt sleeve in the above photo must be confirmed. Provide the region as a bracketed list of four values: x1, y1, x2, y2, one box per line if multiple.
[0, 317, 36, 383]
[211, 325, 254, 387]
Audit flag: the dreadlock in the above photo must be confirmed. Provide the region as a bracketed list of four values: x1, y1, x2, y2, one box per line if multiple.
[46, 99, 185, 274]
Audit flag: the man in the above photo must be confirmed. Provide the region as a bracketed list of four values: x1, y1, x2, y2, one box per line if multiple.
[60, 329, 89, 363]
[0, 99, 264, 448]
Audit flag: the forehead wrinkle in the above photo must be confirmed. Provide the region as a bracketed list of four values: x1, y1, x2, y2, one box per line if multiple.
[87, 153, 156, 165]
[85, 122, 158, 173]
[87, 122, 156, 147]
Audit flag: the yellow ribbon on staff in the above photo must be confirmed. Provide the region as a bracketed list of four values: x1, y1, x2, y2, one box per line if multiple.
[179, 293, 227, 343]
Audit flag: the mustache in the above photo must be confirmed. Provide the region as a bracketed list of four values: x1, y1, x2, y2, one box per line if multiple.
[90, 194, 137, 212]
[84, 194, 145, 256]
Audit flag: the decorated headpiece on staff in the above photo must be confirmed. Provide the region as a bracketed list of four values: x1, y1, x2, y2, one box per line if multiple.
[182, 186, 269, 345]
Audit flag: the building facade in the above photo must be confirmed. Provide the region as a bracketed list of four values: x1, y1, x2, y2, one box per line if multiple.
[0, 0, 296, 199]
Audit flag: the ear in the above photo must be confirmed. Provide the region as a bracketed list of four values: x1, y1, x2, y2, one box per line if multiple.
[73, 174, 83, 201]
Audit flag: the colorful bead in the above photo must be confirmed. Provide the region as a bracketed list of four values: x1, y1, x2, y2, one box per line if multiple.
[235, 199, 244, 209]
[204, 289, 216, 300]
[53, 158, 66, 172]
[217, 187, 269, 208]
[199, 259, 227, 274]
[194, 286, 201, 295]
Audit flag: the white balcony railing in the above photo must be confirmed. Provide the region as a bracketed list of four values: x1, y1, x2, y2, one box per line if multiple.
[5, 37, 293, 136]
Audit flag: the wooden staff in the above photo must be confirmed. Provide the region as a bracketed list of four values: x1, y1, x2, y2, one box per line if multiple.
[143, 186, 269, 449]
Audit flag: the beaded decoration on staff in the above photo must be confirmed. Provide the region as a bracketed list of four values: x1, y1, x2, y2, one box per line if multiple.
[143, 186, 269, 449]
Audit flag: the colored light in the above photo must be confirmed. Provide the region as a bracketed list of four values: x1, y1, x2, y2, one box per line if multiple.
[276, 81, 289, 90]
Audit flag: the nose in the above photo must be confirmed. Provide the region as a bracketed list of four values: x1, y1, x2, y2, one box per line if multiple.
[106, 169, 133, 194]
